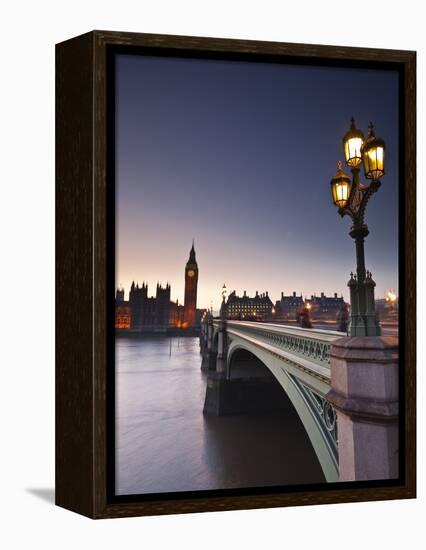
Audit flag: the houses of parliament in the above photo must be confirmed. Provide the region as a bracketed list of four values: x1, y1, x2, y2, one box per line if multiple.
[115, 243, 203, 332]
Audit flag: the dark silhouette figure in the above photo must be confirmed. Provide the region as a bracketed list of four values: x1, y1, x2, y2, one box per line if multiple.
[299, 303, 313, 329]
[337, 302, 349, 333]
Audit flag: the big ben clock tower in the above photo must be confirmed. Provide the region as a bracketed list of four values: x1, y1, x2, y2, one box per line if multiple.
[184, 242, 198, 326]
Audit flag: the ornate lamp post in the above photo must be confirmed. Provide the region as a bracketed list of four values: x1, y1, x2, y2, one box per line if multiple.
[216, 284, 228, 376]
[220, 283, 228, 320]
[330, 118, 385, 336]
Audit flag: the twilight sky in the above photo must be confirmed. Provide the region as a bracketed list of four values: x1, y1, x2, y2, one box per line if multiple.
[115, 53, 399, 311]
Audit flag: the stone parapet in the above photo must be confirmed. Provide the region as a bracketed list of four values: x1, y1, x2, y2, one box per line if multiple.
[326, 336, 399, 481]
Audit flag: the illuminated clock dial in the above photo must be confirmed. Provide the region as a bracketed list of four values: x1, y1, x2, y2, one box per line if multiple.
[187, 269, 195, 277]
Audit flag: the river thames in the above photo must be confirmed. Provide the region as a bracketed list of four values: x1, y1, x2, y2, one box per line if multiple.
[116, 335, 324, 495]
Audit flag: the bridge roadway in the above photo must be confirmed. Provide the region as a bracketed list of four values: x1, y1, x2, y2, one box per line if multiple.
[206, 320, 346, 482]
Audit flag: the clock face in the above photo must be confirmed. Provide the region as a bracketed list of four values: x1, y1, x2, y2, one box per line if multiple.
[187, 269, 195, 278]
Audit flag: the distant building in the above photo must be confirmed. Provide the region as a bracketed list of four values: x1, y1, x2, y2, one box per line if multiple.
[279, 291, 304, 320]
[274, 300, 282, 316]
[306, 292, 345, 321]
[115, 243, 199, 331]
[115, 288, 131, 329]
[226, 290, 273, 320]
[278, 291, 345, 322]
[128, 282, 184, 329]
[116, 288, 125, 303]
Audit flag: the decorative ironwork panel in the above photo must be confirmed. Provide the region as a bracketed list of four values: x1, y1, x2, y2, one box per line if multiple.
[288, 373, 338, 464]
[227, 323, 335, 368]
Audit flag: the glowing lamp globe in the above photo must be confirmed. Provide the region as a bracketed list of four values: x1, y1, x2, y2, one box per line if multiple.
[361, 122, 385, 180]
[221, 284, 227, 301]
[330, 161, 351, 208]
[343, 117, 365, 167]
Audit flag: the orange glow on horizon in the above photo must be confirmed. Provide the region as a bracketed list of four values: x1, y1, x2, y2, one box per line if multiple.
[115, 305, 131, 329]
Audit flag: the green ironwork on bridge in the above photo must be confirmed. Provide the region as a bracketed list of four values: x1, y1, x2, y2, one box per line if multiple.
[200, 318, 345, 482]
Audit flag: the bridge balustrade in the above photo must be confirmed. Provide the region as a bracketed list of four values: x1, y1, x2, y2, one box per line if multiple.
[223, 321, 344, 372]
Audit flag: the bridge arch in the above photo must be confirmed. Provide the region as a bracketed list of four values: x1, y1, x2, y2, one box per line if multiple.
[227, 338, 339, 482]
[228, 347, 274, 380]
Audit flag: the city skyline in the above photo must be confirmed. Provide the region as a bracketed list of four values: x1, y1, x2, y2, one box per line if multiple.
[116, 54, 399, 311]
[114, 239, 388, 314]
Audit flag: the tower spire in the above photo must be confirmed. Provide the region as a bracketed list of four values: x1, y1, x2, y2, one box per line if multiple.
[188, 240, 196, 263]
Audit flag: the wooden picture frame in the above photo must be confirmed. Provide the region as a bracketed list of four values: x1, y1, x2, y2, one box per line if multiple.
[56, 30, 416, 519]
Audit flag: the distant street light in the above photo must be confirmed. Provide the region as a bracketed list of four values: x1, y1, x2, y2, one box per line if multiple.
[330, 117, 385, 336]
[221, 283, 227, 301]
[221, 284, 227, 320]
[385, 290, 397, 308]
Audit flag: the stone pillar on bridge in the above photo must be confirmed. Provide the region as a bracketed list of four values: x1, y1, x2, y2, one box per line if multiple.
[216, 318, 227, 376]
[326, 336, 399, 481]
[201, 317, 214, 371]
[199, 319, 207, 354]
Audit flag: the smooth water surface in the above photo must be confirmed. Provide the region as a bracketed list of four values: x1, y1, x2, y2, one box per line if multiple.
[116, 336, 324, 495]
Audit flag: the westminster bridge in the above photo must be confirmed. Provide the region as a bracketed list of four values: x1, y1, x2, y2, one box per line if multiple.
[200, 318, 399, 483]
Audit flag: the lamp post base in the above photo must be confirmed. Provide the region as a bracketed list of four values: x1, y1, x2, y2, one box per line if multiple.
[348, 269, 381, 337]
[364, 313, 382, 336]
[349, 313, 381, 337]
[348, 315, 366, 337]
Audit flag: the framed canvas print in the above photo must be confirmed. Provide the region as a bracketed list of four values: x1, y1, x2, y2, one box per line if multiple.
[56, 30, 416, 519]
